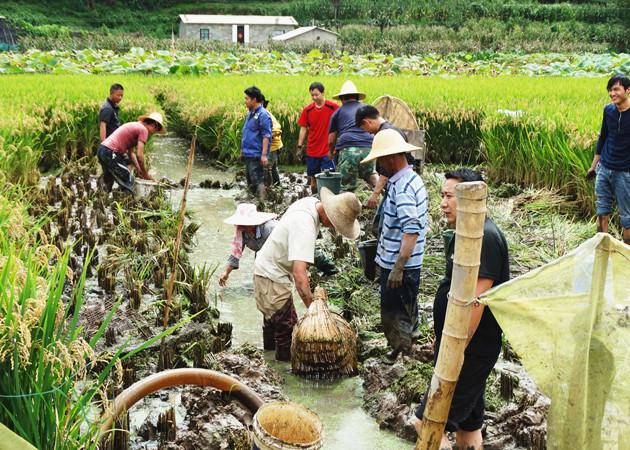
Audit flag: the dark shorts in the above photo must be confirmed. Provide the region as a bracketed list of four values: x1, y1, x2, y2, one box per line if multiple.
[244, 156, 264, 188]
[415, 352, 498, 432]
[96, 144, 134, 193]
[306, 155, 335, 177]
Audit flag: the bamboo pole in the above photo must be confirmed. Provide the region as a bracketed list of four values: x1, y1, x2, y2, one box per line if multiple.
[162, 134, 196, 329]
[416, 181, 487, 450]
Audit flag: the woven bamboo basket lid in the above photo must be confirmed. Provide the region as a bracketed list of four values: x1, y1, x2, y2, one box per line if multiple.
[291, 287, 358, 379]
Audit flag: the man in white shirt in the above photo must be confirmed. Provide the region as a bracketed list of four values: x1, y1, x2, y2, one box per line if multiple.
[254, 187, 362, 361]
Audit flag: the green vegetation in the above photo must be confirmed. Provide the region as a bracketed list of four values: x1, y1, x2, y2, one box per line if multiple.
[4, 0, 629, 54]
[0, 188, 184, 449]
[0, 74, 611, 217]
[4, 48, 630, 77]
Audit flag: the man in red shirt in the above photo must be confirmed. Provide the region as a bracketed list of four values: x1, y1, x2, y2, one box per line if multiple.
[97, 112, 166, 193]
[297, 82, 339, 194]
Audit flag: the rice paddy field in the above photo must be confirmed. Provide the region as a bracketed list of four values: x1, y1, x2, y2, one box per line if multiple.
[0, 52, 621, 450]
[1, 73, 609, 215]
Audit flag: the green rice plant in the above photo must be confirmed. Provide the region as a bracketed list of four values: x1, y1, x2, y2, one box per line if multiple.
[483, 115, 595, 215]
[0, 191, 185, 449]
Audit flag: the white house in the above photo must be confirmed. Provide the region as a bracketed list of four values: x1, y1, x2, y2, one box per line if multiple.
[178, 14, 298, 44]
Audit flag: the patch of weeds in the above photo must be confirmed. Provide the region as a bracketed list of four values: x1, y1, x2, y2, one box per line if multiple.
[392, 360, 435, 404]
[234, 342, 261, 358]
[485, 369, 509, 413]
[491, 182, 522, 198]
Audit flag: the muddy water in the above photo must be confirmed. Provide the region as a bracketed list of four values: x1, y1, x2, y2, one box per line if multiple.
[150, 137, 411, 449]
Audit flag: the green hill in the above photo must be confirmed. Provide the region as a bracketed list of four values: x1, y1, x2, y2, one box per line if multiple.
[2, 0, 629, 53]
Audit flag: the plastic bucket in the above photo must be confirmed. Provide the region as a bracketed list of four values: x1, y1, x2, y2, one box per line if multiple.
[133, 179, 159, 198]
[315, 170, 342, 196]
[357, 239, 378, 281]
[251, 401, 323, 450]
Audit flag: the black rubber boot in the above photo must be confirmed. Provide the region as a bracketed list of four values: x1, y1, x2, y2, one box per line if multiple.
[263, 321, 275, 351]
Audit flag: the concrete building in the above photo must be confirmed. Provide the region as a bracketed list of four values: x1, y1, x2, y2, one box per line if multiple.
[178, 15, 298, 44]
[272, 26, 339, 45]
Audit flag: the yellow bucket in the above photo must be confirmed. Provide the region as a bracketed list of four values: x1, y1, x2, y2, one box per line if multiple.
[252, 402, 323, 450]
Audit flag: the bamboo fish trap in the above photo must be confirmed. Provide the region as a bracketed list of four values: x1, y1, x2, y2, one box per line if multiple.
[291, 287, 358, 379]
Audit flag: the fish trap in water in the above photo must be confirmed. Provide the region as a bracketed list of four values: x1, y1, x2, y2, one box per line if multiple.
[291, 287, 358, 379]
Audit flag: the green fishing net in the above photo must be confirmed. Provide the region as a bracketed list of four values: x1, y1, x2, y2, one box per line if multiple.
[480, 233, 630, 450]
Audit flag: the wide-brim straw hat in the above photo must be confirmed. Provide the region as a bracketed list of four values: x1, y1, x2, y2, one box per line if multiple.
[332, 80, 366, 100]
[138, 112, 167, 135]
[320, 187, 361, 240]
[224, 203, 277, 226]
[361, 128, 420, 163]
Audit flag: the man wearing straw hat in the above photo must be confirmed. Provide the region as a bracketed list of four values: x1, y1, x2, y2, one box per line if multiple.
[361, 129, 427, 363]
[253, 188, 362, 361]
[328, 80, 377, 191]
[97, 112, 166, 193]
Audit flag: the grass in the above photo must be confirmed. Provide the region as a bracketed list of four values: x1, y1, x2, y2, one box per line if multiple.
[0, 74, 612, 216]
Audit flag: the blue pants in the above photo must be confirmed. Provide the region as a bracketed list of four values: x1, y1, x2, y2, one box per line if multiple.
[595, 164, 630, 228]
[379, 266, 420, 352]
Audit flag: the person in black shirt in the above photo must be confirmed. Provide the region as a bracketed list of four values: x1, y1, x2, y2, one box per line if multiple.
[414, 168, 510, 450]
[99, 83, 124, 141]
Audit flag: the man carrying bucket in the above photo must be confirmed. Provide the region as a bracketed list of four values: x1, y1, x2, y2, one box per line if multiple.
[361, 129, 427, 363]
[97, 112, 165, 193]
[328, 81, 377, 191]
[253, 188, 361, 361]
[414, 168, 509, 450]
[297, 82, 339, 194]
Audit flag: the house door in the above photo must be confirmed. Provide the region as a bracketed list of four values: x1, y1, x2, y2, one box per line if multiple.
[237, 25, 245, 44]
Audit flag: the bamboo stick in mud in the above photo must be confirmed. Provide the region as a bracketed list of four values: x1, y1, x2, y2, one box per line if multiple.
[416, 181, 487, 450]
[161, 134, 196, 329]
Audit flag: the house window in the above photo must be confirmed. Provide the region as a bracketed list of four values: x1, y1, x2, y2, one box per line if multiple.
[200, 28, 209, 40]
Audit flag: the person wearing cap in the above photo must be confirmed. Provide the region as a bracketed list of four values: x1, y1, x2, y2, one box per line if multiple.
[328, 81, 377, 191]
[97, 112, 166, 193]
[297, 82, 339, 194]
[361, 129, 427, 363]
[253, 188, 362, 361]
[242, 86, 273, 200]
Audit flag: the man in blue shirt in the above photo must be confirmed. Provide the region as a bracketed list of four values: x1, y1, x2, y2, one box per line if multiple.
[328, 81, 377, 191]
[242, 86, 273, 201]
[361, 129, 427, 363]
[587, 75, 630, 245]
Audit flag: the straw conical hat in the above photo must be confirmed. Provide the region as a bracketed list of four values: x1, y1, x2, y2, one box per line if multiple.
[138, 112, 167, 134]
[332, 81, 366, 100]
[361, 128, 420, 163]
[224, 203, 277, 226]
[320, 187, 361, 240]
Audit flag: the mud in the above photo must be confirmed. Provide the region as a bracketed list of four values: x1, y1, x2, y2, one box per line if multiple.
[130, 346, 285, 450]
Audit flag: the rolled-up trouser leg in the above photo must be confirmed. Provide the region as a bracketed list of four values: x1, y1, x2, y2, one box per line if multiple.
[254, 275, 295, 361]
[270, 298, 298, 361]
[379, 266, 421, 353]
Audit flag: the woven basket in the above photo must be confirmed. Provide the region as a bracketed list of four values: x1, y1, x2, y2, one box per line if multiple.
[291, 287, 358, 379]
